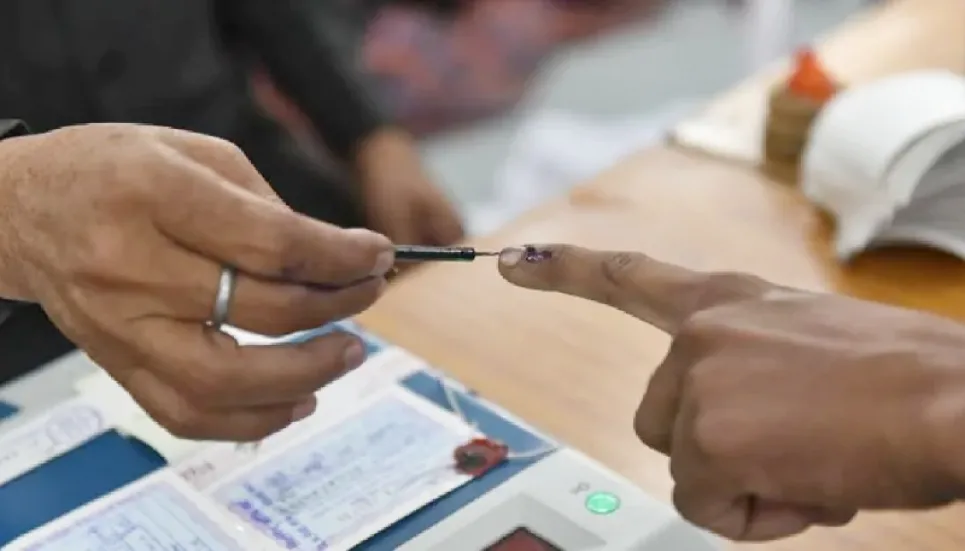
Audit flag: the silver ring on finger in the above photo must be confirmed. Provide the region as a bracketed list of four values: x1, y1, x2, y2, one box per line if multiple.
[208, 266, 236, 330]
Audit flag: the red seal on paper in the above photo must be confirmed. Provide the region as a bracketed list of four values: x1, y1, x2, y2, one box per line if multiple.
[454, 438, 509, 477]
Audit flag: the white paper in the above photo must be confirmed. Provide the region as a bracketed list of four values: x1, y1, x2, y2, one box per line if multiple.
[175, 347, 424, 491]
[671, 113, 764, 165]
[74, 322, 398, 464]
[807, 71, 965, 186]
[801, 71, 965, 260]
[206, 386, 477, 551]
[5, 470, 268, 551]
[0, 397, 108, 487]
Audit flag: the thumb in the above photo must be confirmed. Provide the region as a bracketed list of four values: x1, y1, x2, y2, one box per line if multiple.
[497, 244, 706, 334]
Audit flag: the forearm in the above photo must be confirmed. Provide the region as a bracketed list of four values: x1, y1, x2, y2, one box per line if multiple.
[222, 0, 388, 163]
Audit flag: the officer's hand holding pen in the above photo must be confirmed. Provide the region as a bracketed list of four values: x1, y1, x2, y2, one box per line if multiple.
[0, 123, 393, 443]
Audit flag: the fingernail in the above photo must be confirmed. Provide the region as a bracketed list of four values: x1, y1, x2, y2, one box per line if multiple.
[499, 247, 524, 266]
[372, 250, 395, 276]
[291, 398, 317, 422]
[343, 340, 366, 372]
[343, 228, 394, 276]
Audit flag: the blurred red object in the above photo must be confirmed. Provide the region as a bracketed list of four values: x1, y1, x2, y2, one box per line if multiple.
[786, 47, 838, 102]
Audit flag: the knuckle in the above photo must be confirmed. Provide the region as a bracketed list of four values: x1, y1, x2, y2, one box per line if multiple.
[255, 287, 320, 336]
[685, 369, 742, 461]
[698, 271, 765, 308]
[212, 138, 251, 168]
[690, 409, 738, 460]
[600, 252, 644, 288]
[564, 252, 638, 307]
[596, 252, 649, 307]
[181, 362, 233, 401]
[246, 220, 302, 279]
[675, 310, 719, 341]
[69, 229, 129, 282]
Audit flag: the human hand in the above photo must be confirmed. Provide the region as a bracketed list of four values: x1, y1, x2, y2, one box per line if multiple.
[356, 128, 465, 246]
[0, 123, 395, 441]
[498, 244, 965, 541]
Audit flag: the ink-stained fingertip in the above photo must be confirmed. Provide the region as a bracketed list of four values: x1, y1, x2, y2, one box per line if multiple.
[498, 245, 560, 289]
[499, 245, 554, 268]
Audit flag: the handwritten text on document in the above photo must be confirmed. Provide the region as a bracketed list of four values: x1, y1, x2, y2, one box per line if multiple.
[7, 472, 253, 551]
[209, 387, 477, 551]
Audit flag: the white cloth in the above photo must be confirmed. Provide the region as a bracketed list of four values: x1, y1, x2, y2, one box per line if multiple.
[801, 70, 965, 260]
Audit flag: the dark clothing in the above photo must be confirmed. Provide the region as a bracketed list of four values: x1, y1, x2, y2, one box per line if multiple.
[0, 1, 389, 381]
[0, 0, 384, 224]
[0, 307, 73, 386]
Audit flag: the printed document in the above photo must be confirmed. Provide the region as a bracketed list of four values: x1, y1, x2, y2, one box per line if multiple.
[13, 359, 476, 550]
[6, 471, 270, 551]
[207, 386, 477, 551]
[176, 347, 425, 491]
[0, 397, 108, 486]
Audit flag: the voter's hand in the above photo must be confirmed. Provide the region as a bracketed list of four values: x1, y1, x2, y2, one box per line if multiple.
[0, 123, 394, 441]
[498, 244, 965, 541]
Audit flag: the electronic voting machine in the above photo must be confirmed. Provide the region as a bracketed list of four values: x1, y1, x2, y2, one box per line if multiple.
[0, 321, 721, 551]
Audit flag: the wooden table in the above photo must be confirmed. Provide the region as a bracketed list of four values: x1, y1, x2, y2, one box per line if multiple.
[359, 1, 965, 549]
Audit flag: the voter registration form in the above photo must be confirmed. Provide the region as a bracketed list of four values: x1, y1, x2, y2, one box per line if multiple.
[0, 397, 108, 487]
[7, 385, 479, 551]
[6, 471, 258, 551]
[208, 386, 476, 551]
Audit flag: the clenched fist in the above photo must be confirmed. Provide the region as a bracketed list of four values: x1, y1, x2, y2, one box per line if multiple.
[499, 244, 965, 542]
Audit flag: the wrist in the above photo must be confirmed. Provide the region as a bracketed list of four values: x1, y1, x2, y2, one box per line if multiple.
[0, 131, 35, 301]
[922, 337, 965, 501]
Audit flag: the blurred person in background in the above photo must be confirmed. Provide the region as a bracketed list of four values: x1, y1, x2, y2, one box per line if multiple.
[0, 0, 463, 246]
[0, 0, 463, 380]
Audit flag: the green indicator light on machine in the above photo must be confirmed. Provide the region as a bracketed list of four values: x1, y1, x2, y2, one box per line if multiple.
[584, 491, 621, 515]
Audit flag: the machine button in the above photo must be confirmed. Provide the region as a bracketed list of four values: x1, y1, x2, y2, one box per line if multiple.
[584, 491, 620, 515]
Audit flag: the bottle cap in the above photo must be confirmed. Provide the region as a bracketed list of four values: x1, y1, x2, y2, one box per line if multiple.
[787, 48, 837, 103]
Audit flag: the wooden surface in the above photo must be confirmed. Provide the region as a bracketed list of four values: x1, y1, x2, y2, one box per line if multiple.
[360, 147, 965, 550]
[359, 1, 965, 549]
[671, 0, 965, 162]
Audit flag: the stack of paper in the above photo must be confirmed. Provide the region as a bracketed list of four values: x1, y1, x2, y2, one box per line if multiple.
[3, 322, 483, 551]
[801, 70, 965, 261]
[7, 385, 480, 551]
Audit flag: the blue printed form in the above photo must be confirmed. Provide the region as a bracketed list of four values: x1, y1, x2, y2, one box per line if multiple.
[208, 386, 477, 551]
[6, 472, 254, 551]
[0, 401, 17, 421]
[0, 398, 109, 487]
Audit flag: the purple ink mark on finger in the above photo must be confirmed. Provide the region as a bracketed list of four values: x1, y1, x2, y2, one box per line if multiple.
[523, 245, 552, 263]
